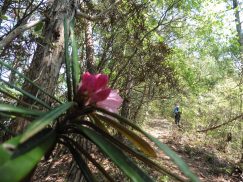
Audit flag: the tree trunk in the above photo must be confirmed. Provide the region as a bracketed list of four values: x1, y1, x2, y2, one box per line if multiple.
[9, 0, 78, 180]
[233, 0, 243, 63]
[84, 19, 96, 73]
[12, 0, 77, 133]
[120, 74, 133, 119]
[21, 0, 75, 106]
[232, 0, 243, 164]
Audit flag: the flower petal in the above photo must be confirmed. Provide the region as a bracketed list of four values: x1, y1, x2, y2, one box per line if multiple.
[90, 88, 111, 104]
[79, 72, 95, 93]
[94, 74, 109, 91]
[96, 90, 123, 113]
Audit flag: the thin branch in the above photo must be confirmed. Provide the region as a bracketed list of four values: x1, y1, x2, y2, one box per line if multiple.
[197, 114, 243, 132]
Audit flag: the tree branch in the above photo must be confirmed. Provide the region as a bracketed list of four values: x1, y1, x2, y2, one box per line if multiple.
[0, 17, 45, 50]
[197, 114, 243, 132]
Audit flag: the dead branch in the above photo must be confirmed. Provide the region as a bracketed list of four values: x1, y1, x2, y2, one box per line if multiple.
[197, 114, 243, 133]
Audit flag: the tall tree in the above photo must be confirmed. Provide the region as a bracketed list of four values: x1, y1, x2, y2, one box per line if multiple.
[232, 0, 243, 163]
[11, 0, 77, 133]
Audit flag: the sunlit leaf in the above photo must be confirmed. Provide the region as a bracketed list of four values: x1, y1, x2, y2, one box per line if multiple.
[0, 86, 21, 100]
[34, 21, 43, 32]
[0, 132, 56, 182]
[0, 15, 8, 20]
[95, 113, 157, 157]
[89, 113, 108, 133]
[0, 136, 21, 167]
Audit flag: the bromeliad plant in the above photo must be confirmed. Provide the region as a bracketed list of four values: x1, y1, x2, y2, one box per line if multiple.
[0, 18, 200, 182]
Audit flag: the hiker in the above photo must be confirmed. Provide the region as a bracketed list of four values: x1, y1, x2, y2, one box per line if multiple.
[173, 104, 181, 126]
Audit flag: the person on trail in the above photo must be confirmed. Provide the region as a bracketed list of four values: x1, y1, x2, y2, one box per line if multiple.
[173, 104, 181, 126]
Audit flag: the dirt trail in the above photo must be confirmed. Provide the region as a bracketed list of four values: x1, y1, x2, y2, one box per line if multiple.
[143, 118, 238, 182]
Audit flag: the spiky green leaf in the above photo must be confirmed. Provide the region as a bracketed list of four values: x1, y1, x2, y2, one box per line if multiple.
[0, 104, 43, 118]
[20, 102, 75, 143]
[0, 132, 56, 182]
[70, 18, 80, 96]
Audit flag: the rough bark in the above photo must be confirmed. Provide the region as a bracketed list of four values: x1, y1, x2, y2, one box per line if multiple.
[13, 0, 76, 131]
[121, 74, 133, 118]
[84, 19, 96, 73]
[21, 0, 75, 106]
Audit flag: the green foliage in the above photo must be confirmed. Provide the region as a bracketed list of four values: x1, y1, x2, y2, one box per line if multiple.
[20, 102, 75, 143]
[34, 22, 44, 32]
[64, 15, 73, 101]
[0, 131, 56, 182]
[0, 104, 43, 118]
[70, 19, 80, 95]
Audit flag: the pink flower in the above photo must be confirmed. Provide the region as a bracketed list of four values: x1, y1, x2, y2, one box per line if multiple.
[77, 72, 123, 113]
[97, 90, 123, 113]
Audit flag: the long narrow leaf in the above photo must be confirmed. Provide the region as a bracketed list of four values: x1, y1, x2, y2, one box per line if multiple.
[89, 113, 108, 133]
[64, 15, 72, 101]
[95, 113, 157, 157]
[70, 18, 80, 96]
[13, 129, 55, 158]
[94, 107, 200, 182]
[0, 86, 21, 102]
[20, 102, 75, 143]
[0, 136, 21, 166]
[0, 132, 56, 182]
[73, 125, 154, 182]
[0, 104, 43, 118]
[62, 136, 114, 182]
[0, 78, 51, 109]
[0, 60, 61, 104]
[61, 139, 95, 182]
[0, 86, 37, 108]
